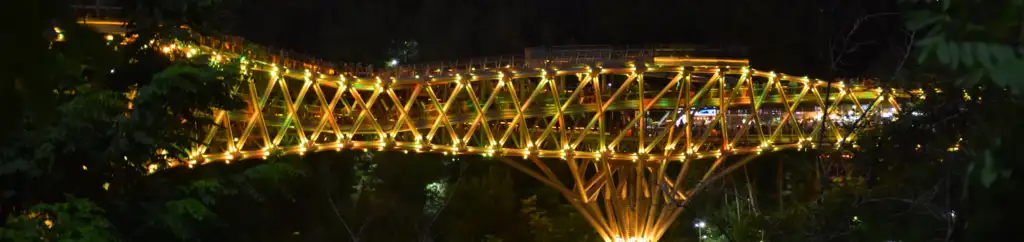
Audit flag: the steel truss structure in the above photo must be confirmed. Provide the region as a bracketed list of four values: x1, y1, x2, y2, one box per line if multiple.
[69, 6, 913, 239]
[154, 43, 911, 242]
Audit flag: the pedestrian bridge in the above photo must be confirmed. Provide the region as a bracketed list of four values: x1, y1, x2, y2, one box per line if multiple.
[163, 36, 913, 241]
[173, 36, 911, 167]
[84, 19, 916, 241]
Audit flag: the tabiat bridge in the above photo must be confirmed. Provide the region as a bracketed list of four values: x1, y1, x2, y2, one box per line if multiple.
[76, 11, 917, 242]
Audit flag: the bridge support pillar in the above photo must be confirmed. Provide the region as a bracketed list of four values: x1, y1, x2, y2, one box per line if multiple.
[497, 154, 759, 242]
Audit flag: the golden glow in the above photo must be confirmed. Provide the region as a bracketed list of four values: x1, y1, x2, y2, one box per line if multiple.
[141, 34, 911, 242]
[614, 237, 650, 242]
[53, 27, 65, 42]
[77, 20, 124, 26]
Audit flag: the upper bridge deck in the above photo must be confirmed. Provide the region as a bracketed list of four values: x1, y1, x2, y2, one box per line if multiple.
[67, 4, 915, 168]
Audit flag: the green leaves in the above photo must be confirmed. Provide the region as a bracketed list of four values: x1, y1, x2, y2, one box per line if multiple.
[990, 44, 1017, 63]
[904, 10, 946, 31]
[980, 150, 998, 187]
[936, 40, 953, 68]
[959, 41, 975, 67]
[127, 62, 244, 161]
[978, 146, 1018, 188]
[0, 198, 117, 242]
[990, 59, 1024, 93]
[161, 198, 217, 240]
[905, 0, 1024, 91]
[244, 162, 307, 182]
[975, 42, 994, 69]
[166, 198, 216, 221]
[915, 37, 1023, 91]
[956, 69, 984, 87]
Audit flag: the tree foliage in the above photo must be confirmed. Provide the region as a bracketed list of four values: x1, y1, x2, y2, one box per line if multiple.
[0, 197, 116, 242]
[680, 2, 1023, 241]
[898, 1, 1024, 240]
[902, 0, 1024, 89]
[0, 1, 316, 241]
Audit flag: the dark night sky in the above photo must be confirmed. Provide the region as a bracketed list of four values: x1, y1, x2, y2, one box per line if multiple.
[223, 0, 903, 78]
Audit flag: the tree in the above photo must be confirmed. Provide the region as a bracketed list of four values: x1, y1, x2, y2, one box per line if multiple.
[0, 1, 318, 241]
[690, 100, 962, 241]
[902, 0, 1024, 90]
[0, 197, 118, 242]
[899, 1, 1024, 240]
[387, 40, 420, 66]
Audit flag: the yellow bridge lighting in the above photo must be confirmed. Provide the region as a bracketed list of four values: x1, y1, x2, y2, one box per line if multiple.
[104, 28, 911, 242]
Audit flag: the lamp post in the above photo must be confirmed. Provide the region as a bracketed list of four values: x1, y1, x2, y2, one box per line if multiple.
[694, 220, 706, 241]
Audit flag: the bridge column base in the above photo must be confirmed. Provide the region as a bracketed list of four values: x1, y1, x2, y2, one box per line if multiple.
[497, 154, 759, 242]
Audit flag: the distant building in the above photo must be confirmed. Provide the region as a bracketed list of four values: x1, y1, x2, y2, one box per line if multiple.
[71, 1, 125, 34]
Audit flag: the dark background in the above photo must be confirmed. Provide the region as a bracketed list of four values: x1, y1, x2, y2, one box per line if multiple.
[216, 0, 905, 78]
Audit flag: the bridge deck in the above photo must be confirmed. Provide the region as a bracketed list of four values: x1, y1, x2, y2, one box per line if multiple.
[176, 47, 911, 166]
[58, 22, 915, 168]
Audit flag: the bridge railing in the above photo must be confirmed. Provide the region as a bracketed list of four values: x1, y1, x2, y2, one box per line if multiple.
[389, 45, 749, 77]
[189, 33, 383, 77]
[392, 55, 525, 77]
